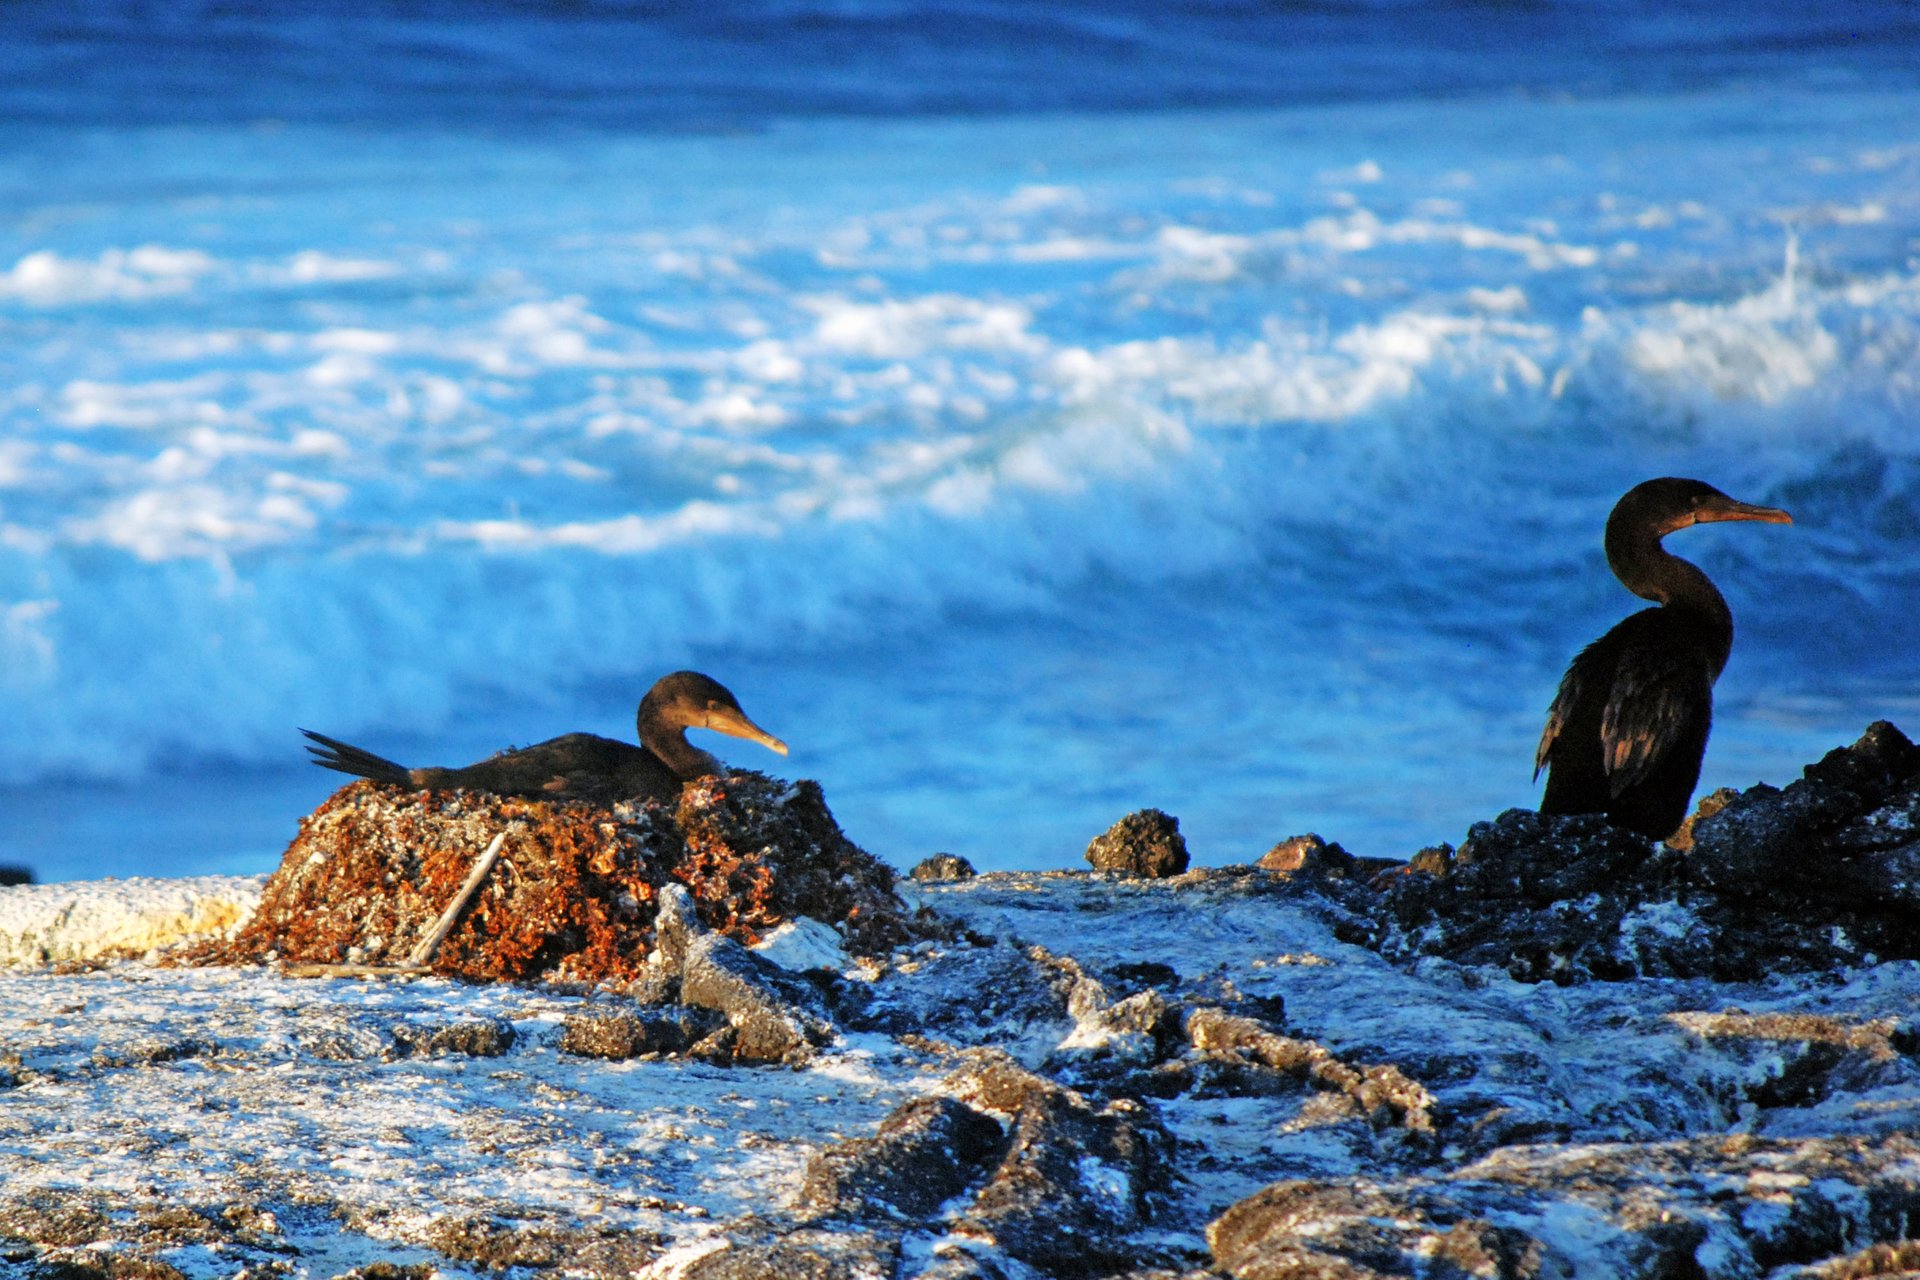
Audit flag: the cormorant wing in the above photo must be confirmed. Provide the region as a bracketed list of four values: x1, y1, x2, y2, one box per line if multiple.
[1599, 640, 1714, 798]
[451, 733, 657, 796]
[1534, 659, 1586, 781]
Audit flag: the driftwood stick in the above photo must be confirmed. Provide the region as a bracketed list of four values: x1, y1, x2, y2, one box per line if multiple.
[406, 830, 508, 969]
[281, 962, 427, 980]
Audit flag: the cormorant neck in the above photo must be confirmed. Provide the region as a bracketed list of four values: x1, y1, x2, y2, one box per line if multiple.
[1607, 525, 1735, 670]
[639, 715, 722, 780]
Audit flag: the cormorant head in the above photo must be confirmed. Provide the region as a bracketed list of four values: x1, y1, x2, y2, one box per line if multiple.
[1609, 477, 1793, 543]
[639, 671, 789, 756]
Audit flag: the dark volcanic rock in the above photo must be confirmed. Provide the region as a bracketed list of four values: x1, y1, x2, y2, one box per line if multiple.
[1325, 723, 1920, 983]
[848, 939, 1077, 1045]
[798, 1095, 1005, 1220]
[1086, 809, 1190, 879]
[36, 1257, 188, 1280]
[910, 853, 978, 882]
[1362, 809, 1662, 983]
[1666, 1011, 1915, 1110]
[1801, 1240, 1920, 1278]
[1452, 808, 1655, 903]
[1687, 720, 1920, 911]
[0, 864, 32, 886]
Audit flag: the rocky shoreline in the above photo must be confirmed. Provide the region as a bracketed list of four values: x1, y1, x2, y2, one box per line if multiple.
[2, 724, 1918, 1279]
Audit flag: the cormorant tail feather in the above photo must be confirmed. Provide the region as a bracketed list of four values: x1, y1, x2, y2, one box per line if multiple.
[301, 729, 412, 786]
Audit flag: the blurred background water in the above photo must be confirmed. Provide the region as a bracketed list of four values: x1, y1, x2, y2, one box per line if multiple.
[2, 2, 1917, 880]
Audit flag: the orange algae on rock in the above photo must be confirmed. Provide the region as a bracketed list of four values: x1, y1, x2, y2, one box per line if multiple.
[206, 770, 910, 983]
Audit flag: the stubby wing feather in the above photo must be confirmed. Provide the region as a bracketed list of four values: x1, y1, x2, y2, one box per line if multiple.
[451, 733, 675, 800]
[1599, 643, 1713, 797]
[1533, 657, 1588, 781]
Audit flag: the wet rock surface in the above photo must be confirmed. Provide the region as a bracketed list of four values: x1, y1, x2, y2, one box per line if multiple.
[5, 725, 1920, 1279]
[1087, 808, 1191, 878]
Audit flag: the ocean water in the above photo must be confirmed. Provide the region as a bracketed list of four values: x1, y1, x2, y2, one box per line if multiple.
[2, 3, 1918, 881]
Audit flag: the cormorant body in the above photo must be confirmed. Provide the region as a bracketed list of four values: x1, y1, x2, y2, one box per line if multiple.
[302, 670, 788, 803]
[1535, 478, 1791, 840]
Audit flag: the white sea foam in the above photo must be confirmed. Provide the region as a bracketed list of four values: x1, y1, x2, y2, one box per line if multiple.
[0, 874, 261, 967]
[0, 245, 215, 305]
[0, 90, 1916, 873]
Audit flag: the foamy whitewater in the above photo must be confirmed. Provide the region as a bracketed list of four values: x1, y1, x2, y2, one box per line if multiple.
[2, 4, 1917, 880]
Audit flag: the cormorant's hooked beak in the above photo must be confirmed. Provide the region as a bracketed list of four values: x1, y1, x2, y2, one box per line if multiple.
[706, 706, 790, 757]
[1697, 497, 1793, 528]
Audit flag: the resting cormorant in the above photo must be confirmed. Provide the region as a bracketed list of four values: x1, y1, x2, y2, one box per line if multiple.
[302, 670, 788, 803]
[1534, 477, 1791, 841]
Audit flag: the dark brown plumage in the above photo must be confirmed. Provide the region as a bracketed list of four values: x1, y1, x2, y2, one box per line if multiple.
[302, 670, 788, 802]
[1535, 477, 1791, 840]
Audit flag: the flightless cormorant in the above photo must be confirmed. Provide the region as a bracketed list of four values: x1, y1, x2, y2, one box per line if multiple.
[1535, 478, 1791, 840]
[302, 670, 787, 802]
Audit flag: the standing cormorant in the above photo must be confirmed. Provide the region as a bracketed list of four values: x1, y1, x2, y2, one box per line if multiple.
[302, 670, 788, 802]
[1534, 477, 1791, 840]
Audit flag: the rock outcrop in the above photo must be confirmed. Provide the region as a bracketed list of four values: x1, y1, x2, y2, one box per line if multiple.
[203, 771, 914, 982]
[1086, 808, 1190, 879]
[1313, 721, 1920, 983]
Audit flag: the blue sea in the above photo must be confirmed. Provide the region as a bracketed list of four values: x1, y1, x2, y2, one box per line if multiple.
[2, 2, 1917, 882]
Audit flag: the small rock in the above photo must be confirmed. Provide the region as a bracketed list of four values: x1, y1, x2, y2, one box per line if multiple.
[1086, 809, 1190, 879]
[1257, 833, 1354, 878]
[911, 853, 977, 882]
[333, 1266, 436, 1280]
[390, 1019, 516, 1058]
[558, 1008, 727, 1060]
[36, 1256, 189, 1280]
[681, 933, 835, 1064]
[1407, 844, 1454, 877]
[688, 1024, 739, 1065]
[424, 1216, 663, 1273]
[799, 1095, 1004, 1220]
[0, 864, 33, 887]
[1664, 786, 1740, 852]
[680, 1217, 901, 1280]
[1208, 1180, 1409, 1279]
